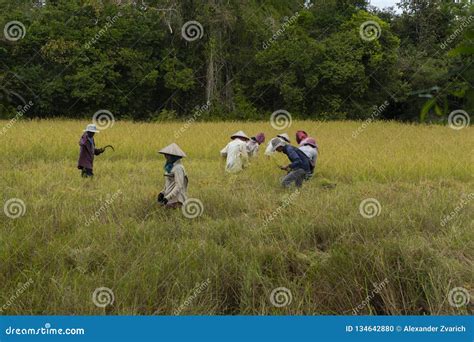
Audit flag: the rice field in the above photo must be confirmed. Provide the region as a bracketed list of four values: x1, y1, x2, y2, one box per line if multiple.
[0, 119, 472, 315]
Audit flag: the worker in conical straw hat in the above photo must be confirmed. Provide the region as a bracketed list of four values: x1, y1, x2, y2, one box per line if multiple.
[77, 124, 106, 178]
[157, 143, 188, 208]
[220, 130, 250, 173]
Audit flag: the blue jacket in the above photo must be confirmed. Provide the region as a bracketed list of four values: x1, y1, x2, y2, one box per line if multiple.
[282, 145, 312, 173]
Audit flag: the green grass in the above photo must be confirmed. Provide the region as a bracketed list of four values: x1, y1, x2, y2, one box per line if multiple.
[0, 120, 473, 315]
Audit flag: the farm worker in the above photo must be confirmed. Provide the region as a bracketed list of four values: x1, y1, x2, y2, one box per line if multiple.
[77, 124, 105, 177]
[264, 133, 290, 156]
[220, 131, 250, 173]
[246, 132, 265, 157]
[298, 137, 318, 178]
[271, 137, 312, 188]
[294, 130, 319, 173]
[157, 143, 188, 208]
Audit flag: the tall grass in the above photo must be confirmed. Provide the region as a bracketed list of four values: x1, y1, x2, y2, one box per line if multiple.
[0, 120, 472, 315]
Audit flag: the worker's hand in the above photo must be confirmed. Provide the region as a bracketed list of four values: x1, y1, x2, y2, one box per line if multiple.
[280, 165, 289, 171]
[96, 148, 105, 155]
[162, 197, 168, 205]
[157, 193, 165, 203]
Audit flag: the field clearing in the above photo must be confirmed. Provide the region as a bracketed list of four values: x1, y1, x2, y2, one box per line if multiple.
[0, 120, 473, 315]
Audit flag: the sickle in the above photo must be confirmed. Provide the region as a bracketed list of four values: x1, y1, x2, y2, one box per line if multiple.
[102, 145, 115, 152]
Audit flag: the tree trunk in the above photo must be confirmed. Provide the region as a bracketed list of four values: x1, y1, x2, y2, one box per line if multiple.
[206, 42, 216, 104]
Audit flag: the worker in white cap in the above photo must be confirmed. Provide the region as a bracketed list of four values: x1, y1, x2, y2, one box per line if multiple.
[157, 143, 188, 208]
[77, 124, 105, 177]
[271, 137, 312, 188]
[220, 130, 250, 173]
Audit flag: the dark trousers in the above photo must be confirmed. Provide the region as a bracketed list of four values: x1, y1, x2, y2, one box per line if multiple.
[281, 169, 307, 188]
[81, 168, 94, 177]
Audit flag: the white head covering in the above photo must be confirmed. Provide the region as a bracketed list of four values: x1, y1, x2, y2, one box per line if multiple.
[277, 133, 290, 142]
[265, 138, 288, 156]
[230, 130, 250, 140]
[83, 124, 100, 133]
[158, 143, 187, 157]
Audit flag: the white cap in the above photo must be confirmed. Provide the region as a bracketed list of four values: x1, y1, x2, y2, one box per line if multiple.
[270, 137, 287, 152]
[84, 124, 100, 133]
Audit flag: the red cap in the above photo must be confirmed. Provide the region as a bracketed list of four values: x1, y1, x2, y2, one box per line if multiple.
[296, 130, 308, 144]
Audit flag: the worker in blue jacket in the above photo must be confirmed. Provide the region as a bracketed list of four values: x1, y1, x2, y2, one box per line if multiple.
[270, 137, 312, 188]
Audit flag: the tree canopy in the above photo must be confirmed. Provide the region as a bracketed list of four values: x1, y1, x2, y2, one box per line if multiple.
[0, 0, 472, 122]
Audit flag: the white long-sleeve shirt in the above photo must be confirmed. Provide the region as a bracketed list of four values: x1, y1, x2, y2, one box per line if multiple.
[246, 140, 259, 157]
[220, 139, 249, 173]
[299, 145, 318, 168]
[264, 139, 276, 156]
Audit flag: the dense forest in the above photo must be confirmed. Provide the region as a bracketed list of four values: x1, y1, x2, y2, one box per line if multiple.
[0, 0, 472, 122]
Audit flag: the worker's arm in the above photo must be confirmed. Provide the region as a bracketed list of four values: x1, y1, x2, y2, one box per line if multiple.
[220, 144, 228, 157]
[159, 170, 168, 199]
[285, 147, 302, 170]
[79, 134, 87, 147]
[159, 171, 167, 200]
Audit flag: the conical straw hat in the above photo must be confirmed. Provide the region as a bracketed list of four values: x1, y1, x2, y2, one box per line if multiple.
[230, 130, 250, 140]
[158, 143, 186, 157]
